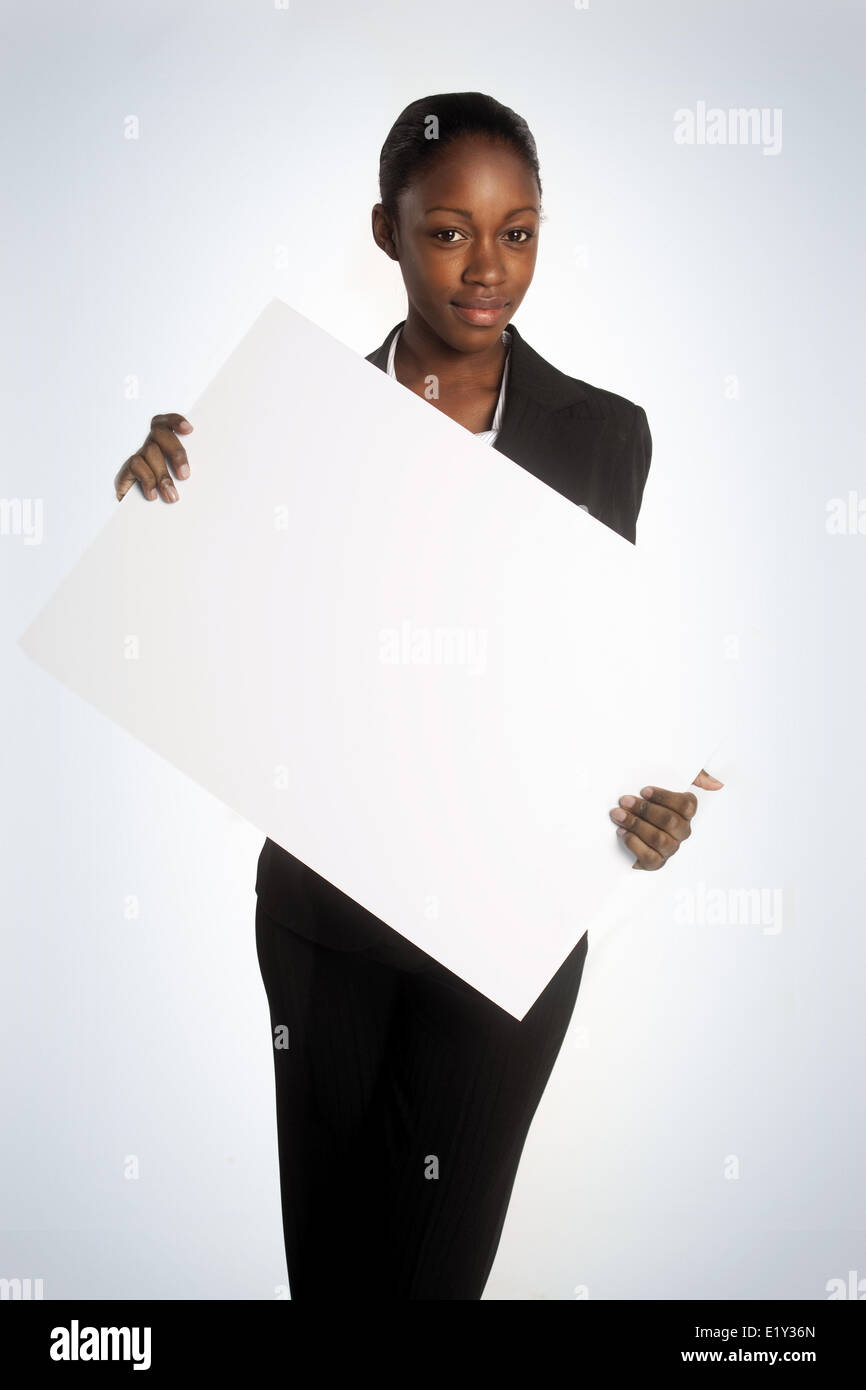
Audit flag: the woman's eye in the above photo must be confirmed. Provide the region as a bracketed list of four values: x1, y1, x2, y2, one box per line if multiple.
[432, 227, 535, 244]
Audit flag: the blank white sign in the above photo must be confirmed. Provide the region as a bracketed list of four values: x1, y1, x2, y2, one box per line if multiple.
[17, 298, 722, 1018]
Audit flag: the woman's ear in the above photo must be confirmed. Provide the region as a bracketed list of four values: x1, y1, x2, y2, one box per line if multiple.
[371, 204, 400, 262]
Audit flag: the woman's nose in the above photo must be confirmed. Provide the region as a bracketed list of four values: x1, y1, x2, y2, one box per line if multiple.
[462, 243, 506, 284]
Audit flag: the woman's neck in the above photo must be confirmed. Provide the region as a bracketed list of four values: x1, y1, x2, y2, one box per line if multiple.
[395, 308, 508, 398]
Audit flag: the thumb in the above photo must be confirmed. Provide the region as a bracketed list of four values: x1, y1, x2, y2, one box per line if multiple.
[693, 768, 724, 789]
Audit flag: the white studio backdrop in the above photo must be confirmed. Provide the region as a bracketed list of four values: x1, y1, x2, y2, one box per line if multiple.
[1, 0, 864, 1299]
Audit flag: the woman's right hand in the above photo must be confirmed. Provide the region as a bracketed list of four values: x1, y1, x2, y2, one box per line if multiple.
[114, 413, 194, 502]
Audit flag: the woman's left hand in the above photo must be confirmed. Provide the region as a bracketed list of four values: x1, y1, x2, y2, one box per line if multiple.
[608, 768, 724, 870]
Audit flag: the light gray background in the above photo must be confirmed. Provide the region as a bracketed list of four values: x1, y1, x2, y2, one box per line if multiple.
[1, 0, 863, 1299]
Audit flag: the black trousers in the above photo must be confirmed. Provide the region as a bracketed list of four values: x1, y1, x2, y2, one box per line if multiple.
[255, 898, 589, 1300]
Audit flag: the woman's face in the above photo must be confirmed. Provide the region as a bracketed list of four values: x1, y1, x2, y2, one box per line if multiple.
[373, 133, 540, 352]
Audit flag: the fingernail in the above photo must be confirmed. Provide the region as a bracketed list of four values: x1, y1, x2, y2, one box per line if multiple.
[616, 826, 627, 837]
[619, 795, 636, 808]
[610, 808, 627, 823]
[640, 787, 654, 797]
[165, 483, 179, 502]
[177, 463, 190, 479]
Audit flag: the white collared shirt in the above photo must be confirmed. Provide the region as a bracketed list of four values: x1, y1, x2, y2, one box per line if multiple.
[385, 324, 512, 445]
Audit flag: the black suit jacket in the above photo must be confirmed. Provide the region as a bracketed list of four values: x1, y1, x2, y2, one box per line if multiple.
[255, 319, 653, 958]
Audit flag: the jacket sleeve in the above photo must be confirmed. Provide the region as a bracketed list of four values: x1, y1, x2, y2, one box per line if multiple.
[612, 403, 652, 545]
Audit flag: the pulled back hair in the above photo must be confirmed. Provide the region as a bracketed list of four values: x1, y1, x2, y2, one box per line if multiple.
[378, 92, 542, 224]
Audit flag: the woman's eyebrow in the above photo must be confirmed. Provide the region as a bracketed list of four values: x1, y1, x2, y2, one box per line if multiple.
[424, 205, 539, 219]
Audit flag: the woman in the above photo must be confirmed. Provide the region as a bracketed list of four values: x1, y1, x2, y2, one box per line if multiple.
[114, 92, 723, 1299]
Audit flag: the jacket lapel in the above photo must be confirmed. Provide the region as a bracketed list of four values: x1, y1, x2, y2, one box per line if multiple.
[365, 320, 596, 503]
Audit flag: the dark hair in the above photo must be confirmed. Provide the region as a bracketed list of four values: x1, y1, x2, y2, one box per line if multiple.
[378, 92, 542, 223]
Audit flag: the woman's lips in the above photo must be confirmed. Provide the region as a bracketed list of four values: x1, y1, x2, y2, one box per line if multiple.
[450, 301, 508, 326]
